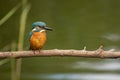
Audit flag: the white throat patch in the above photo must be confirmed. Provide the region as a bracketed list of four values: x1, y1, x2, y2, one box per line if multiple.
[32, 28, 36, 32]
[40, 29, 46, 32]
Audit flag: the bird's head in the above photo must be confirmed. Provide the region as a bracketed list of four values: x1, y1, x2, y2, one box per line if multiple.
[32, 21, 53, 32]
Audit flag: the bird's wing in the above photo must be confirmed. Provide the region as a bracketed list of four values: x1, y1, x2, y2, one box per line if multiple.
[27, 31, 33, 49]
[28, 31, 33, 41]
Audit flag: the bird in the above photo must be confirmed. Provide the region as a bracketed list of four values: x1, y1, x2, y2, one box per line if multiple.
[29, 21, 53, 51]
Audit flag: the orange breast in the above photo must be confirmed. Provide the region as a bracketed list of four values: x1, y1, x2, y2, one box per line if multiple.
[30, 31, 46, 50]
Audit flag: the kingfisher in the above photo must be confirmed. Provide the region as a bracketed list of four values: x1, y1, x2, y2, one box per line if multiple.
[29, 21, 52, 50]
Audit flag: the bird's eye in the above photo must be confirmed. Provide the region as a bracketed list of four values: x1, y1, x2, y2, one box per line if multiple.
[38, 26, 44, 28]
[35, 26, 40, 29]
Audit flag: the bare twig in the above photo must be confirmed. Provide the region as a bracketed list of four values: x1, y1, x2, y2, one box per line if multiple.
[0, 48, 120, 58]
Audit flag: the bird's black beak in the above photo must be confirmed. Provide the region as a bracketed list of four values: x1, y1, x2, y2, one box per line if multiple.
[44, 26, 53, 31]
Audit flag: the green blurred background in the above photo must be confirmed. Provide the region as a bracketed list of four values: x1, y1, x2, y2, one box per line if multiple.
[0, 0, 120, 80]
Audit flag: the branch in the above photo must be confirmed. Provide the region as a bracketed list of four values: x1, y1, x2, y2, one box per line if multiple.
[0, 47, 120, 58]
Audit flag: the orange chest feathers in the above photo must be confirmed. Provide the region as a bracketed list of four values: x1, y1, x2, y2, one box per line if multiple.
[30, 31, 47, 50]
